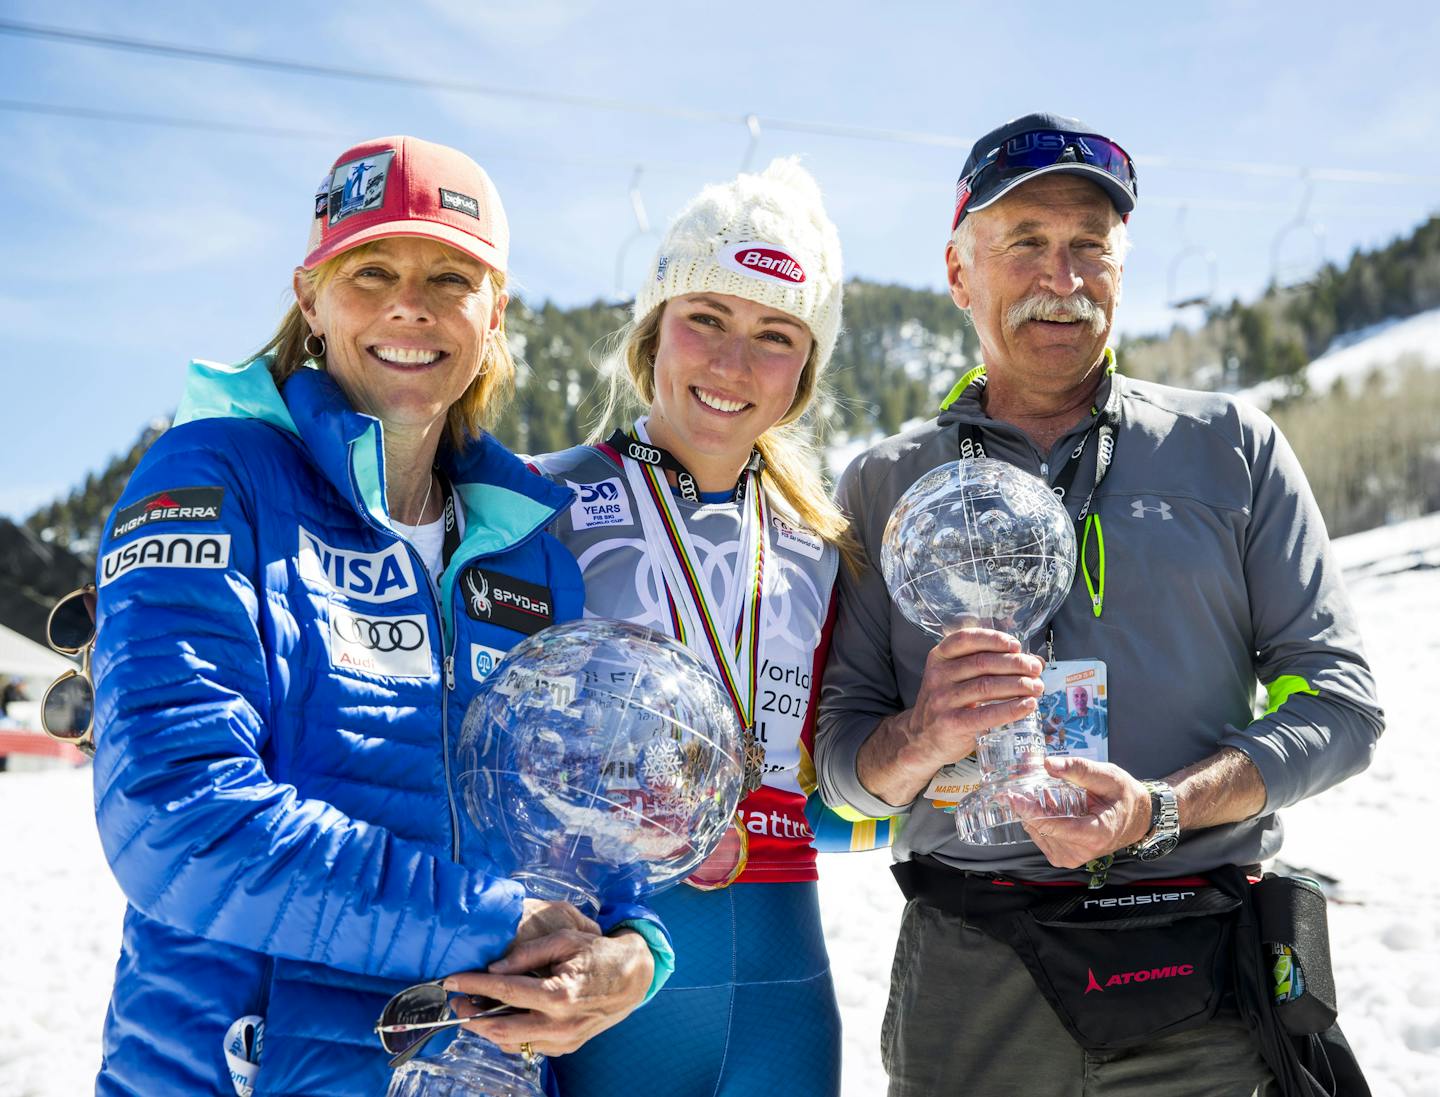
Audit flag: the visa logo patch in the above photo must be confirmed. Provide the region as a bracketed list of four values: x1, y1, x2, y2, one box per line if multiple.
[569, 478, 632, 530]
[298, 526, 419, 604]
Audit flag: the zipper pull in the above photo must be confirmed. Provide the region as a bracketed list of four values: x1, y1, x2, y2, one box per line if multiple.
[444, 656, 455, 690]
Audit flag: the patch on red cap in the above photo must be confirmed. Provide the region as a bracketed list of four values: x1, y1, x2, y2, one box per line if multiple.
[720, 241, 806, 284]
[324, 150, 395, 226]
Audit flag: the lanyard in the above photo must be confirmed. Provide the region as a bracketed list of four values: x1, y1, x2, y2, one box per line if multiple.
[953, 382, 1122, 655]
[604, 429, 758, 505]
[954, 393, 1119, 528]
[615, 419, 769, 793]
[435, 468, 462, 572]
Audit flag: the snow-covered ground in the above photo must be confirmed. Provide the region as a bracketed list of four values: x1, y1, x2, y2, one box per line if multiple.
[1238, 306, 1440, 409]
[3, 516, 1437, 1096]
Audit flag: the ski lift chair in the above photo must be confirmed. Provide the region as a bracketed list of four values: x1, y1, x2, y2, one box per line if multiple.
[1167, 245, 1219, 310]
[1165, 208, 1218, 310]
[613, 165, 656, 303]
[1269, 175, 1326, 292]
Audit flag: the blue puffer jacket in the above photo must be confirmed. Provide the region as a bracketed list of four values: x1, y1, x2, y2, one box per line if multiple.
[92, 359, 671, 1096]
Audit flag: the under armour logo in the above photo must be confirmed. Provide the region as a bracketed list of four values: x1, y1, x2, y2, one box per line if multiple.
[1130, 499, 1173, 520]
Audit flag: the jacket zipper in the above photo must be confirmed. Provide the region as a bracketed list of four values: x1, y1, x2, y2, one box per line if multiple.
[407, 541, 463, 862]
[441, 651, 459, 860]
[344, 452, 568, 864]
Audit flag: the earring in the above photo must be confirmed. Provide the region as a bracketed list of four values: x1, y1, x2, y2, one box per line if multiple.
[304, 332, 327, 359]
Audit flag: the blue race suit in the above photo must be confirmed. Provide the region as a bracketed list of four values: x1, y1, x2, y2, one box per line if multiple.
[91, 359, 671, 1097]
[533, 441, 849, 1097]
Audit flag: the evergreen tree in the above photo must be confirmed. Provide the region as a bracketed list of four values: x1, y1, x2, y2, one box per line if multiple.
[21, 215, 1440, 577]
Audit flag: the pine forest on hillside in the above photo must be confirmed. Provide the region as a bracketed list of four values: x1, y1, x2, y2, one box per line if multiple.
[24, 215, 1440, 562]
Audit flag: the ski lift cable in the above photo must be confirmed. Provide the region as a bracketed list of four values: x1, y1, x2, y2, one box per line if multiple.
[0, 97, 704, 174]
[1142, 195, 1416, 215]
[1137, 155, 1440, 187]
[0, 97, 1433, 221]
[0, 95, 337, 141]
[5, 18, 1440, 186]
[0, 17, 744, 128]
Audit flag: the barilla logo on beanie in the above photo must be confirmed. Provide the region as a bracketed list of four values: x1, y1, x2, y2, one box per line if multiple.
[720, 241, 806, 284]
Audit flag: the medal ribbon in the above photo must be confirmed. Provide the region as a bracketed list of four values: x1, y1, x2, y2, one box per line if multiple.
[618, 420, 768, 736]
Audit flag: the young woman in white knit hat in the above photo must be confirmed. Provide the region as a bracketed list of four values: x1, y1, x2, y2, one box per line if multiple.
[530, 159, 883, 1096]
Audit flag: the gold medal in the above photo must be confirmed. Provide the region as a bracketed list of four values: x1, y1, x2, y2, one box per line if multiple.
[741, 724, 766, 795]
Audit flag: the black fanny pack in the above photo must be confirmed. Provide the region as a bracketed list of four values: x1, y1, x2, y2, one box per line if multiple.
[893, 857, 1247, 1051]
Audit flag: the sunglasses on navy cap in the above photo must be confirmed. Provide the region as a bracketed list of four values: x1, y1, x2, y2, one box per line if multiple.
[952, 128, 1138, 230]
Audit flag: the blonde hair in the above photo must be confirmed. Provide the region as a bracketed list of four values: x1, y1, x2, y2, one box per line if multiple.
[589, 303, 860, 572]
[255, 241, 516, 449]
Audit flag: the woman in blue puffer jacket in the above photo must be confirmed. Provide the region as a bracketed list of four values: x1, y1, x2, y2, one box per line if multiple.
[90, 136, 672, 1097]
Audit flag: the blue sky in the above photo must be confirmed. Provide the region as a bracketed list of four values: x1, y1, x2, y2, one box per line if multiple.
[3, 0, 1439, 519]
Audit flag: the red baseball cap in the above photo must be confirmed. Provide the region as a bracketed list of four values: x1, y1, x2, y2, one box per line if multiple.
[302, 135, 509, 273]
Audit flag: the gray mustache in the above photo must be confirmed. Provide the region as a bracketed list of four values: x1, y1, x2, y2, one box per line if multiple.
[1006, 293, 1105, 331]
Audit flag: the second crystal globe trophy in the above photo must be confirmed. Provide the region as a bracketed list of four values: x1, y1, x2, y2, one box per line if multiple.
[881, 458, 1087, 845]
[388, 618, 745, 1096]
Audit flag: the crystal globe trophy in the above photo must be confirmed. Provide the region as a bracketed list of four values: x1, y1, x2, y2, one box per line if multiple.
[881, 458, 1087, 845]
[388, 619, 745, 1096]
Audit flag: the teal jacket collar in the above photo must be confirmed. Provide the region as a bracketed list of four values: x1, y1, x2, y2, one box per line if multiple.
[173, 357, 573, 561]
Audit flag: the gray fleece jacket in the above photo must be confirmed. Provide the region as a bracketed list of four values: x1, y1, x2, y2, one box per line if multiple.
[815, 368, 1383, 882]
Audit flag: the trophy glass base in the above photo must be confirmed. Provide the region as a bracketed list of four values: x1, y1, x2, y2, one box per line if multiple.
[510, 870, 599, 915]
[387, 1032, 542, 1097]
[953, 720, 1089, 846]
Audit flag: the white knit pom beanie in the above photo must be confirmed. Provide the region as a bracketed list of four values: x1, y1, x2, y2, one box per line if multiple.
[634, 157, 843, 374]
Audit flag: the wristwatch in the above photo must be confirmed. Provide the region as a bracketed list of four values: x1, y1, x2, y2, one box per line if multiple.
[1127, 779, 1180, 861]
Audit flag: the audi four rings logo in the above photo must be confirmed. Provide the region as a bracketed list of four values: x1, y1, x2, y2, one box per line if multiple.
[627, 442, 663, 465]
[328, 608, 432, 677]
[333, 614, 426, 651]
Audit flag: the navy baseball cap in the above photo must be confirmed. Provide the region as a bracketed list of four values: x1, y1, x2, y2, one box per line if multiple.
[952, 112, 1138, 230]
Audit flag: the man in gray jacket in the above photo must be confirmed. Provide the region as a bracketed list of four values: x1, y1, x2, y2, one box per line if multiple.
[815, 113, 1383, 1096]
